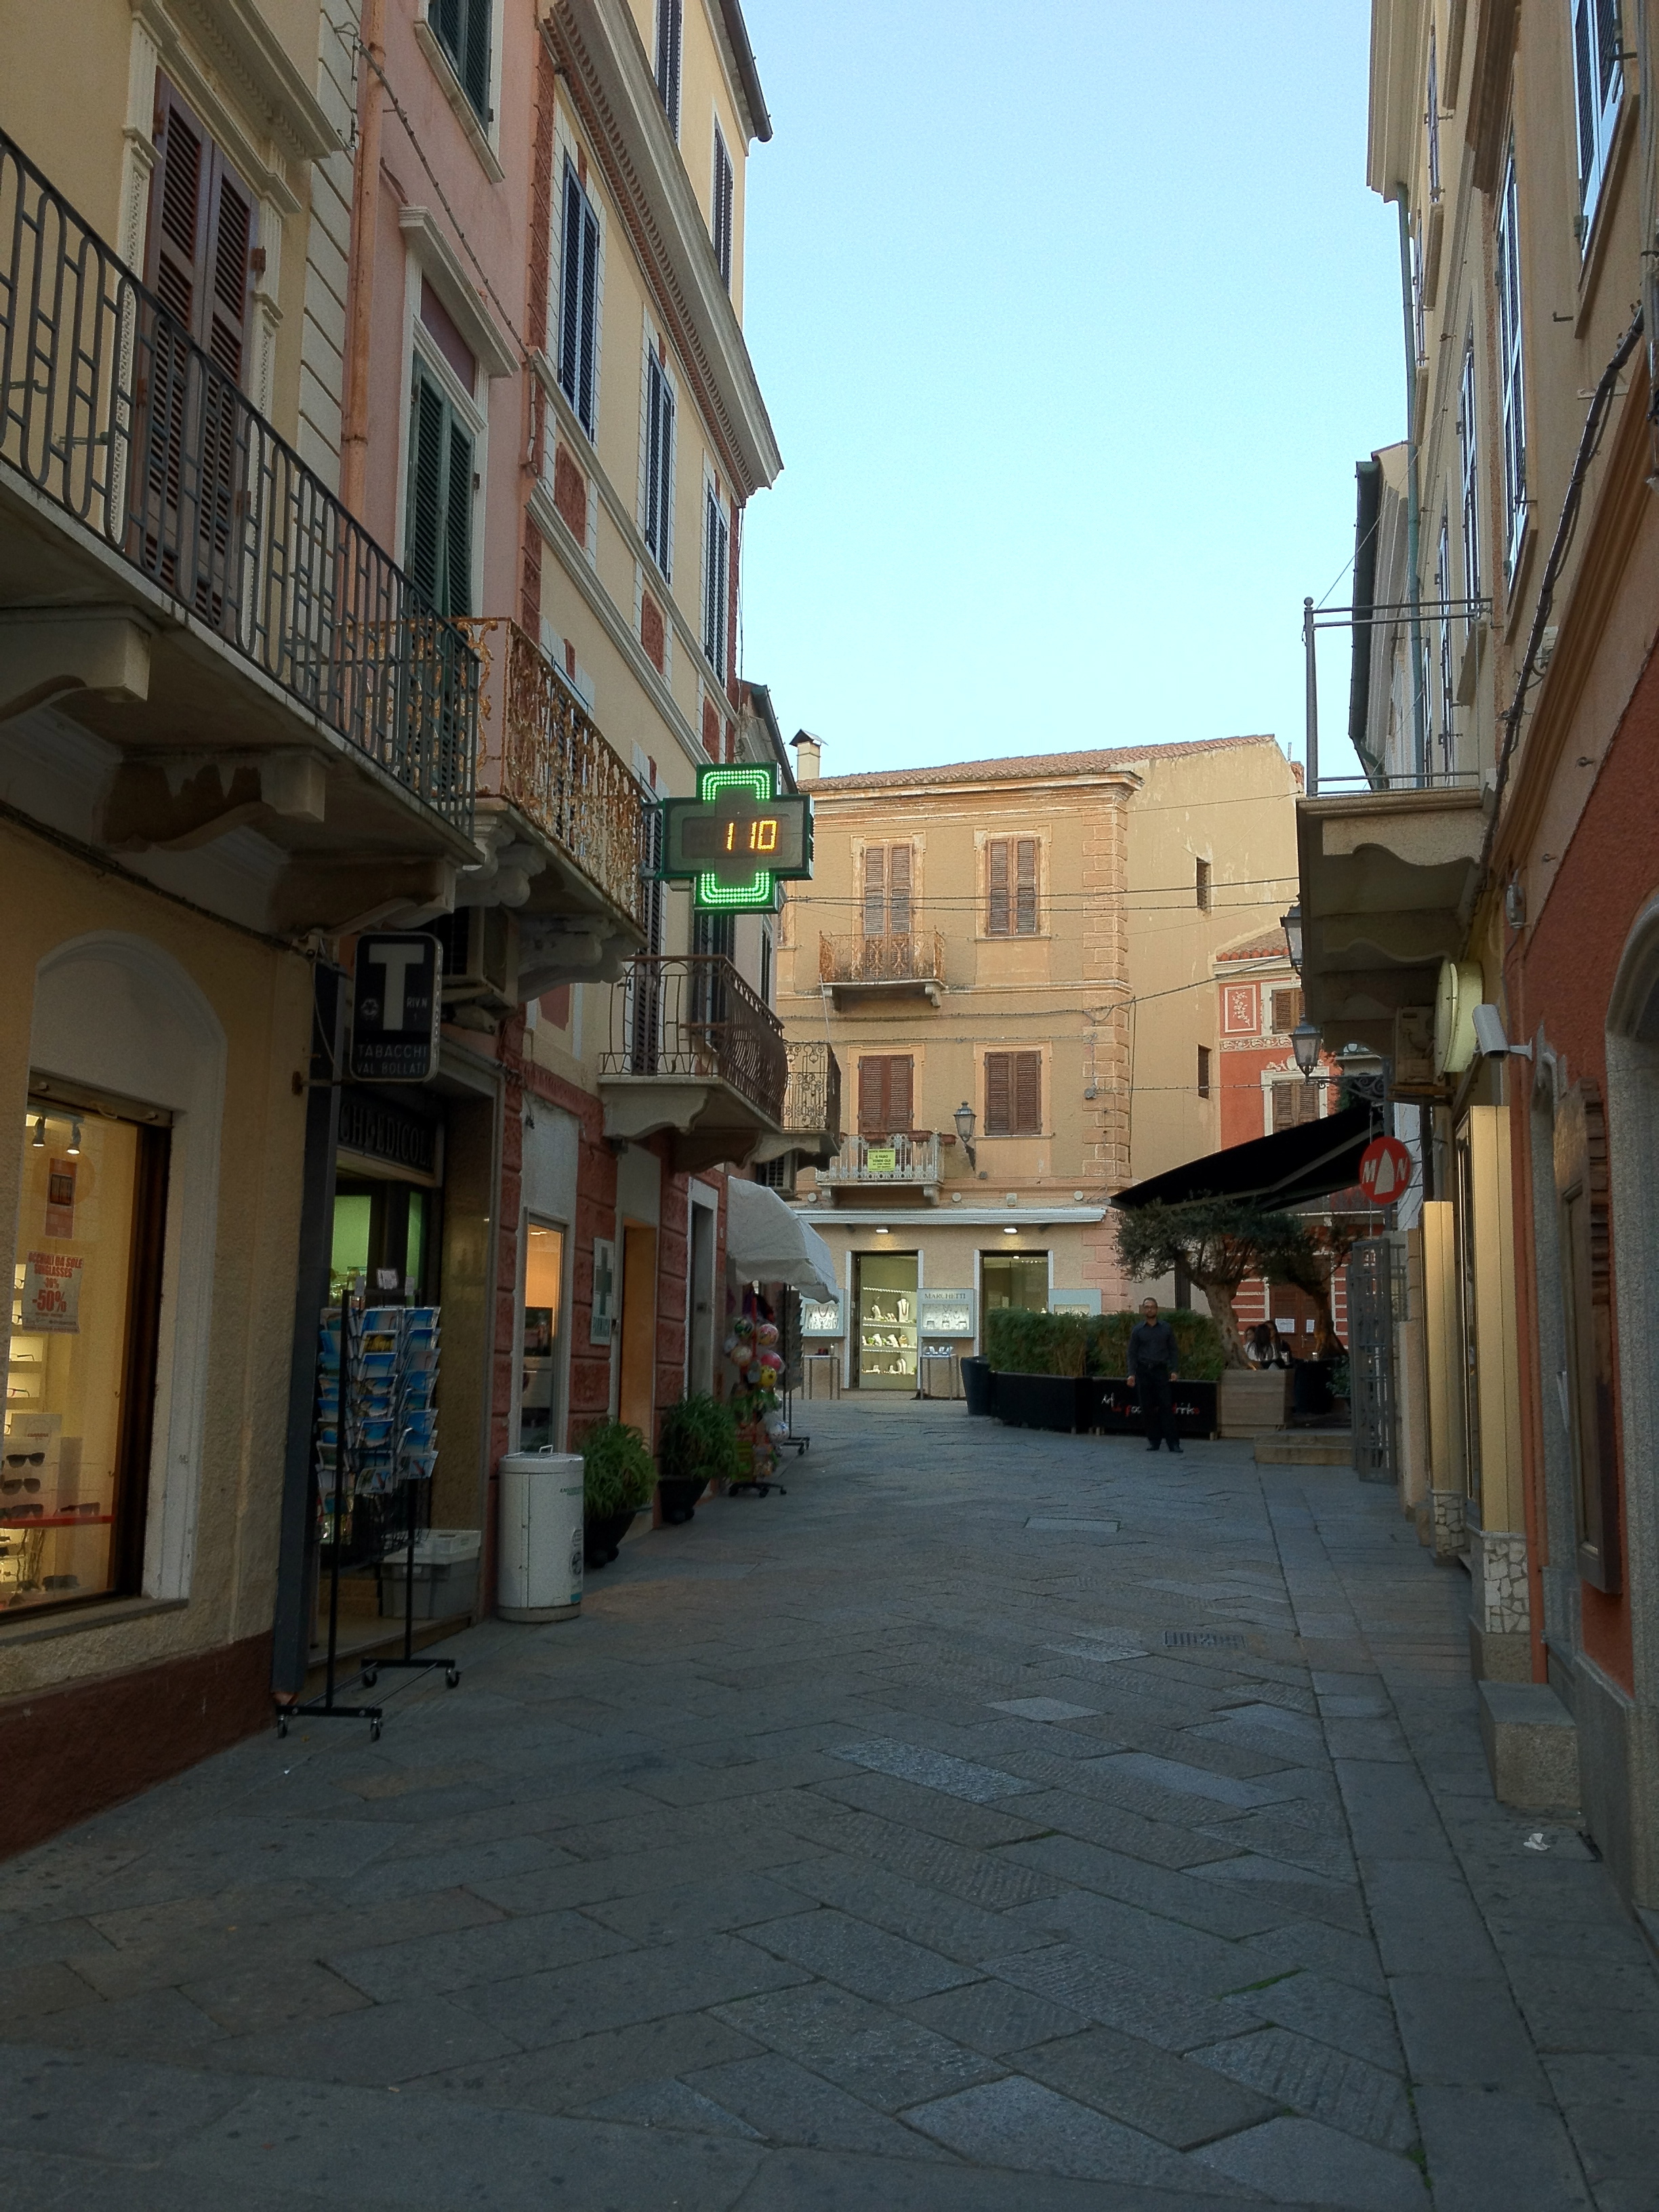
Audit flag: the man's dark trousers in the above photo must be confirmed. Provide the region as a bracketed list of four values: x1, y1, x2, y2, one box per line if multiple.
[1136, 1364, 1179, 1450]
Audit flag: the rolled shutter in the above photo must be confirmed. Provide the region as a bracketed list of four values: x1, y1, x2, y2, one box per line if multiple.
[985, 1053, 1011, 1135]
[863, 846, 885, 937]
[1016, 840, 1038, 934]
[888, 842, 912, 935]
[1014, 1052, 1041, 1134]
[987, 839, 1008, 934]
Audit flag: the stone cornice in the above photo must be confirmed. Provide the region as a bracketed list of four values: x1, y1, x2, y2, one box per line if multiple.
[134, 0, 341, 182]
[542, 0, 781, 500]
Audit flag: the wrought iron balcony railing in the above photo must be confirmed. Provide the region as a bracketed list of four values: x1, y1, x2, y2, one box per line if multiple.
[819, 1132, 942, 1188]
[600, 956, 787, 1124]
[0, 129, 474, 829]
[819, 930, 947, 988]
[782, 1040, 842, 1142]
[457, 615, 644, 927]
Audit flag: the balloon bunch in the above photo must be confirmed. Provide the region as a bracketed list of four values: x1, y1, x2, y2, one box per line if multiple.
[724, 1315, 787, 1481]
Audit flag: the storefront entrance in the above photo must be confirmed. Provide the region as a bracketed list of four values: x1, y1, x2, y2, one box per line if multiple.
[981, 1250, 1050, 1319]
[520, 1220, 566, 1453]
[857, 1250, 918, 1390]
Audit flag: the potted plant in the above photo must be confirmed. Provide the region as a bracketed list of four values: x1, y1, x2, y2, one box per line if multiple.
[985, 1309, 1094, 1433]
[657, 1393, 741, 1523]
[579, 1418, 655, 1568]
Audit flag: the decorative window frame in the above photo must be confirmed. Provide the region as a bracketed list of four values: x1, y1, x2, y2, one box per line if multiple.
[396, 248, 489, 613]
[548, 115, 607, 449]
[973, 826, 1050, 941]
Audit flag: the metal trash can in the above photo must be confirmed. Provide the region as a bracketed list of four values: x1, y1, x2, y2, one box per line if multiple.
[497, 1450, 584, 1622]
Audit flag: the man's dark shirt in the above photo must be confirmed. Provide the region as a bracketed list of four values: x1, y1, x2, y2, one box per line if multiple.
[1128, 1319, 1177, 1373]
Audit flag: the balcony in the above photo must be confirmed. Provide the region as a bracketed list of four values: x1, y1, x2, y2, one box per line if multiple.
[818, 1131, 943, 1202]
[455, 616, 647, 989]
[598, 956, 787, 1173]
[0, 129, 478, 931]
[819, 930, 947, 1007]
[756, 1040, 843, 1170]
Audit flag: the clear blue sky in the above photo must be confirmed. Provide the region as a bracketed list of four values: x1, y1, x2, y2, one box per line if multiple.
[735, 1, 1403, 785]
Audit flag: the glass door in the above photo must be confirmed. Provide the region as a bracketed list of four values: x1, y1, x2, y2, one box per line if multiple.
[520, 1219, 565, 1452]
[857, 1251, 918, 1391]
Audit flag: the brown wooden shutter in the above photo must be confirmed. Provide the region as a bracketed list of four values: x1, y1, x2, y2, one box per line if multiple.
[888, 843, 912, 935]
[888, 1055, 913, 1130]
[1197, 1046, 1211, 1099]
[203, 159, 254, 383]
[1271, 987, 1303, 1033]
[984, 1052, 1011, 1134]
[1556, 1083, 1620, 1591]
[862, 846, 885, 937]
[987, 839, 1009, 935]
[1016, 840, 1038, 935]
[147, 82, 255, 384]
[1013, 1052, 1042, 1134]
[1272, 1081, 1317, 1130]
[859, 1057, 911, 1134]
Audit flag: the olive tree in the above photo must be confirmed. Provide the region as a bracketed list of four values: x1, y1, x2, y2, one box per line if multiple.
[1115, 1199, 1313, 1369]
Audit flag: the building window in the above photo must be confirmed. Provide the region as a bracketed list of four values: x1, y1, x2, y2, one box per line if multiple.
[1410, 218, 1426, 364]
[1572, 0, 1624, 245]
[558, 159, 601, 440]
[985, 1050, 1041, 1136]
[405, 356, 473, 615]
[1496, 140, 1528, 571]
[986, 837, 1038, 935]
[1197, 1046, 1212, 1100]
[862, 844, 912, 937]
[1195, 857, 1212, 913]
[1270, 986, 1304, 1034]
[755, 1152, 794, 1192]
[6, 1092, 169, 1618]
[430, 0, 492, 123]
[1427, 27, 1441, 201]
[1272, 1080, 1321, 1130]
[655, 0, 682, 139]
[702, 482, 729, 680]
[858, 1054, 912, 1135]
[712, 124, 734, 291]
[644, 349, 674, 578]
[1458, 337, 1480, 607]
[759, 926, 773, 1007]
[147, 77, 256, 386]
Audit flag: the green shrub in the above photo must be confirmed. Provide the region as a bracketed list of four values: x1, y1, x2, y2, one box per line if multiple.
[578, 1418, 656, 1517]
[657, 1393, 743, 1486]
[985, 1307, 1226, 1382]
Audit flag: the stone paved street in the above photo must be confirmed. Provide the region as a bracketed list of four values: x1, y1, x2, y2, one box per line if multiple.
[4, 1404, 1659, 2211]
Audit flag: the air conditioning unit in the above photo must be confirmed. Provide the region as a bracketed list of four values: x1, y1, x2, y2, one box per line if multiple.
[430, 907, 517, 1015]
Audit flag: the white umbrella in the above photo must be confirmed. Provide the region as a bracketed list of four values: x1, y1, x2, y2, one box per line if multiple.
[724, 1177, 838, 1296]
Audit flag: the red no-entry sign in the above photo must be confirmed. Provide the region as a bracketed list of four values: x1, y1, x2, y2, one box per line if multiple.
[1357, 1135, 1412, 1204]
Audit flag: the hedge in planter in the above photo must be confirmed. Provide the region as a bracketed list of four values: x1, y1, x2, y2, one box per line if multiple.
[985, 1306, 1225, 1382]
[657, 1393, 742, 1524]
[579, 1418, 655, 1567]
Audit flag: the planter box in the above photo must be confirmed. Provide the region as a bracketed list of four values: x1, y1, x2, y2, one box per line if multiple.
[1094, 1378, 1219, 1440]
[991, 1371, 1094, 1433]
[1218, 1369, 1291, 1439]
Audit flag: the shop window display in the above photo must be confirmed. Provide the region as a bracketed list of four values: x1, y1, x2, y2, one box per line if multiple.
[5, 1092, 167, 1614]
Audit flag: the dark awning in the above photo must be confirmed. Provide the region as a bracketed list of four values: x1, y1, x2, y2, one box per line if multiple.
[1113, 1102, 1381, 1213]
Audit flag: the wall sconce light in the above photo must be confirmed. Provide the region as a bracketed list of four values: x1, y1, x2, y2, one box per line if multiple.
[1292, 1017, 1322, 1078]
[874, 1225, 890, 1235]
[953, 1101, 977, 1167]
[1281, 901, 1304, 976]
[1002, 1225, 1018, 1235]
[66, 1120, 82, 1156]
[31, 1115, 46, 1148]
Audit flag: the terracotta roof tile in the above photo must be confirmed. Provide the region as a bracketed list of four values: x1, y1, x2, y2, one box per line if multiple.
[808, 735, 1282, 794]
[1216, 934, 1292, 962]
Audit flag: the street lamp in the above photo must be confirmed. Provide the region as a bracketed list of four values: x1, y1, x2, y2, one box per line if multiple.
[1292, 1017, 1322, 1079]
[1281, 901, 1304, 976]
[953, 1101, 977, 1168]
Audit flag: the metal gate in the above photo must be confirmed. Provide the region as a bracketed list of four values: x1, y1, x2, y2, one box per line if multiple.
[1346, 1237, 1397, 1485]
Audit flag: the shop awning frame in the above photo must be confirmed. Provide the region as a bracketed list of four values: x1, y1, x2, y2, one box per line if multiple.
[1113, 1102, 1382, 1214]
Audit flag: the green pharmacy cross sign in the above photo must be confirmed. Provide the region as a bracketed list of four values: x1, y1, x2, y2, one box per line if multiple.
[659, 766, 813, 911]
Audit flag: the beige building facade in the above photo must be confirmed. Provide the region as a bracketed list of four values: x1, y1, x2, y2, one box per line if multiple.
[776, 737, 1302, 1388]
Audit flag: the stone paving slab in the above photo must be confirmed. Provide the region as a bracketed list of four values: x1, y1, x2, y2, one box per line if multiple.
[5, 1408, 1659, 2208]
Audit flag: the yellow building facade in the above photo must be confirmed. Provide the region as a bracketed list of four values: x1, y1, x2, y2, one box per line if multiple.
[777, 737, 1302, 1388]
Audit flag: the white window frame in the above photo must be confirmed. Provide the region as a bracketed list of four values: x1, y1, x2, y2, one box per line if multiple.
[655, 0, 682, 140]
[1571, 0, 1624, 248]
[1458, 335, 1481, 609]
[640, 334, 676, 582]
[1496, 141, 1529, 573]
[554, 150, 604, 443]
[702, 473, 730, 682]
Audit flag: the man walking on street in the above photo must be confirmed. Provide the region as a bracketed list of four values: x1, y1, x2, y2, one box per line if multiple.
[1130, 1297, 1181, 1453]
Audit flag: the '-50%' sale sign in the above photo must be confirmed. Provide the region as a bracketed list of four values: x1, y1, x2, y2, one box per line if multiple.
[21, 1250, 82, 1332]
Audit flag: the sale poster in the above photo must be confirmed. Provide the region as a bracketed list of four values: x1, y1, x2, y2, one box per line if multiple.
[44, 1158, 76, 1237]
[22, 1250, 82, 1333]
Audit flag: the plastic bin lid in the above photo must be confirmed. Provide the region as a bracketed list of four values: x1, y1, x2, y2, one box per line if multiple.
[498, 1451, 583, 1477]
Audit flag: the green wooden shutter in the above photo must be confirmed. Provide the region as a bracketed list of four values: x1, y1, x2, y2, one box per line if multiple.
[405, 367, 448, 607]
[443, 413, 473, 616]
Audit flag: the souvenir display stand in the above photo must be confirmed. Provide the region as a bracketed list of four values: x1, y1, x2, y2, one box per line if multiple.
[281, 1287, 459, 1740]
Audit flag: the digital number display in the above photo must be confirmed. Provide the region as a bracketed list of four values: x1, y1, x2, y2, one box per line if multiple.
[677, 811, 789, 863]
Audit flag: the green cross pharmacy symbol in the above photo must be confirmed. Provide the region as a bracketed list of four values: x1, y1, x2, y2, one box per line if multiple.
[658, 766, 813, 911]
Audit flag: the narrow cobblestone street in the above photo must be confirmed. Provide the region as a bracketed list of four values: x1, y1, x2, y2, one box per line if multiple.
[4, 1405, 1658, 2211]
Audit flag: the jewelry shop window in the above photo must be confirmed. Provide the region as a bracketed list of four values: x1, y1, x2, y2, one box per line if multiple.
[5, 1089, 169, 1616]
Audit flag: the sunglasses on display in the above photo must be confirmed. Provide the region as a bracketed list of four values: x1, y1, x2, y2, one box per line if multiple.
[5, 1452, 46, 1466]
[1, 1503, 43, 1518]
[1, 1475, 43, 1493]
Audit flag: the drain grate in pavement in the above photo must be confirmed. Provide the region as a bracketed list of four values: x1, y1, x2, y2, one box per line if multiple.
[1164, 1629, 1248, 1650]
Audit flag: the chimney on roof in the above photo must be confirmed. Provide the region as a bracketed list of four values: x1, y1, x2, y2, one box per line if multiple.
[791, 729, 821, 783]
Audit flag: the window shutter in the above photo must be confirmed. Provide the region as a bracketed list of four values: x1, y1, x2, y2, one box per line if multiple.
[655, 0, 682, 135]
[1015, 839, 1038, 935]
[1271, 987, 1303, 1033]
[559, 168, 581, 406]
[149, 85, 207, 335]
[987, 839, 1009, 935]
[462, 0, 491, 118]
[577, 201, 600, 435]
[712, 127, 733, 290]
[1556, 1083, 1620, 1591]
[1195, 858, 1212, 912]
[858, 1056, 885, 1134]
[888, 843, 912, 935]
[1197, 1046, 1211, 1099]
[889, 1056, 913, 1130]
[1272, 1082, 1317, 1131]
[863, 846, 885, 937]
[1014, 1052, 1041, 1134]
[701, 490, 729, 678]
[985, 1052, 1011, 1135]
[405, 369, 448, 607]
[203, 160, 254, 384]
[443, 413, 472, 616]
